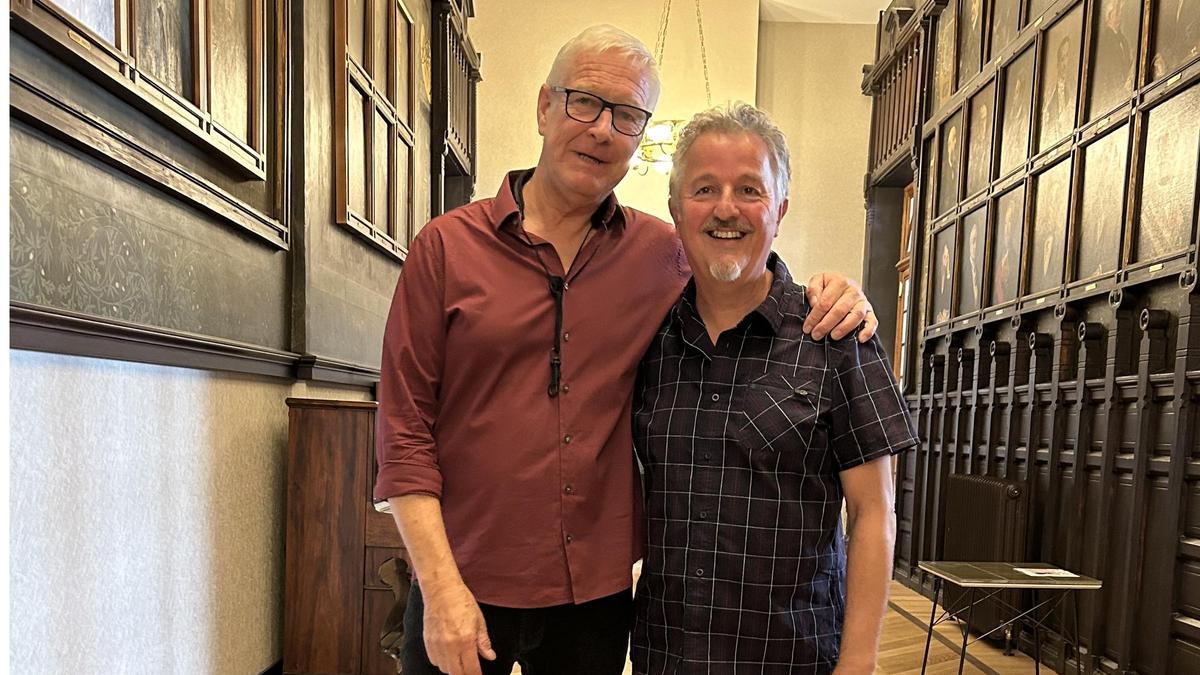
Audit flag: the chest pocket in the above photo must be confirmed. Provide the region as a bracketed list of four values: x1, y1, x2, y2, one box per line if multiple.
[736, 373, 821, 453]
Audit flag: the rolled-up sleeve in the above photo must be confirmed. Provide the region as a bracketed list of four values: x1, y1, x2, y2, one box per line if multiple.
[374, 226, 447, 501]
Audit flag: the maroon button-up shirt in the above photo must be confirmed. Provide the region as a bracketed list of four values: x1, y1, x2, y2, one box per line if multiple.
[375, 170, 690, 608]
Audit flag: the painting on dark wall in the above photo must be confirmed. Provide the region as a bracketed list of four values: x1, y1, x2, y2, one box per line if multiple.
[999, 47, 1035, 177]
[991, 185, 1025, 305]
[933, 224, 957, 324]
[1087, 0, 1140, 121]
[1037, 6, 1084, 153]
[958, 207, 988, 314]
[1029, 159, 1072, 293]
[932, 0, 958, 113]
[1028, 0, 1056, 24]
[1076, 125, 1129, 280]
[958, 0, 984, 89]
[989, 0, 1019, 61]
[966, 82, 996, 197]
[1151, 0, 1200, 81]
[1136, 85, 1200, 262]
[923, 136, 938, 223]
[136, 0, 195, 101]
[939, 110, 964, 215]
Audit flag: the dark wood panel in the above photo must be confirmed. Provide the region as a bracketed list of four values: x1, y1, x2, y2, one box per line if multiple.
[283, 404, 374, 674]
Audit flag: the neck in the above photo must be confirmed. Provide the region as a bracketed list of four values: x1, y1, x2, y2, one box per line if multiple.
[522, 170, 604, 237]
[694, 268, 774, 345]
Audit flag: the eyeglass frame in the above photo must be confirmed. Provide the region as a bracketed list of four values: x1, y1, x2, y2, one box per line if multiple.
[548, 86, 653, 136]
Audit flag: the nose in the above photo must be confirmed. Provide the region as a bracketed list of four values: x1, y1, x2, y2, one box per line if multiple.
[586, 108, 615, 142]
[713, 188, 740, 220]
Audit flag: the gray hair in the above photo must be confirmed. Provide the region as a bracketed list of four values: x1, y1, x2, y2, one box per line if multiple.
[546, 25, 661, 108]
[668, 102, 792, 207]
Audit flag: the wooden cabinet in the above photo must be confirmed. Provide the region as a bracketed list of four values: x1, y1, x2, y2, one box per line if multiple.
[283, 398, 405, 675]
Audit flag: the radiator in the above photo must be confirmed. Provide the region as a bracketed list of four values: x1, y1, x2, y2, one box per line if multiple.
[939, 472, 1029, 644]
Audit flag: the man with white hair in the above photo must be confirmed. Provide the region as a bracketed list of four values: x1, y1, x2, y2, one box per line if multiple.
[632, 103, 917, 674]
[375, 26, 879, 675]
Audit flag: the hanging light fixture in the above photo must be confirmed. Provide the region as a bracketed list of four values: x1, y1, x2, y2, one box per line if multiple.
[632, 0, 712, 175]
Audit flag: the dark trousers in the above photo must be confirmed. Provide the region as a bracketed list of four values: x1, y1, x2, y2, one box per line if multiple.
[401, 581, 633, 675]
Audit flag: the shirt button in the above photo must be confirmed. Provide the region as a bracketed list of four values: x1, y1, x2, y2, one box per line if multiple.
[695, 568, 704, 577]
[565, 534, 573, 544]
[562, 382, 571, 394]
[564, 282, 570, 291]
[702, 453, 711, 461]
[563, 331, 571, 342]
[795, 387, 808, 395]
[711, 393, 720, 402]
[564, 434, 573, 444]
[564, 485, 574, 495]
[699, 511, 708, 519]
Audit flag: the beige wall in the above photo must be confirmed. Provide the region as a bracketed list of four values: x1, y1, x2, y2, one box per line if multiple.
[757, 21, 876, 283]
[10, 351, 370, 674]
[471, 0, 759, 221]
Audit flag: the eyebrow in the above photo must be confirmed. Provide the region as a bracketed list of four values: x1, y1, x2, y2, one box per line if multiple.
[689, 173, 768, 186]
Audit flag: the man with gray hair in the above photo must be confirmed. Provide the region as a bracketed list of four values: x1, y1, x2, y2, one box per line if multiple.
[632, 103, 917, 674]
[375, 25, 879, 675]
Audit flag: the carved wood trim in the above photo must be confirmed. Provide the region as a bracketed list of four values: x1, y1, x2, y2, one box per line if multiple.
[11, 301, 381, 386]
[10, 73, 289, 249]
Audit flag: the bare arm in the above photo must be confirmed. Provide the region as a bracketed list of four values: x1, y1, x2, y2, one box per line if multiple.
[833, 455, 896, 674]
[390, 495, 496, 675]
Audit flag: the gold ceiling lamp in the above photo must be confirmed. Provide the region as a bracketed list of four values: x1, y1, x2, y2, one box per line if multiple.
[632, 0, 712, 175]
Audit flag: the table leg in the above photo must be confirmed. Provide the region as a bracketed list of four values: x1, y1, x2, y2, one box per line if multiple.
[1033, 588, 1042, 675]
[1080, 588, 1089, 672]
[922, 578, 940, 674]
[958, 587, 975, 675]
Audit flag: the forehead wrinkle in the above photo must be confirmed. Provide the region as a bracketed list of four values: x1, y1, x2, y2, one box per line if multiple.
[563, 56, 654, 108]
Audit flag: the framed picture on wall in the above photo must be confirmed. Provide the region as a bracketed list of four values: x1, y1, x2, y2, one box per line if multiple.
[932, 0, 958, 113]
[1076, 124, 1129, 280]
[958, 0, 984, 89]
[990, 185, 1025, 305]
[966, 82, 996, 197]
[989, 0, 1019, 61]
[1087, 0, 1140, 121]
[1037, 5, 1084, 153]
[932, 223, 957, 324]
[1150, 0, 1200, 81]
[1029, 159, 1072, 294]
[999, 47, 1035, 177]
[923, 136, 938, 223]
[958, 206, 988, 315]
[1136, 85, 1200, 262]
[939, 110, 964, 215]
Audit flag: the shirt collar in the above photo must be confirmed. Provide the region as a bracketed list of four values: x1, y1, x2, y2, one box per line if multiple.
[487, 168, 627, 233]
[672, 253, 797, 338]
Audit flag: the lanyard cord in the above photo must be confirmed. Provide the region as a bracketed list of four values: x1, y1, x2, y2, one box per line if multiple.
[520, 224, 594, 398]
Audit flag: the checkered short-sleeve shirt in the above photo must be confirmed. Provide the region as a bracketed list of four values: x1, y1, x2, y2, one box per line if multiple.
[632, 254, 918, 674]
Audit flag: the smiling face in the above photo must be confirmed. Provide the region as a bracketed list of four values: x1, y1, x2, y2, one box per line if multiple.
[535, 48, 655, 205]
[670, 131, 788, 287]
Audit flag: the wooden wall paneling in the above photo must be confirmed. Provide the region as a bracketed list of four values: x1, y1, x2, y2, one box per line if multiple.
[952, 345, 974, 478]
[1110, 307, 1170, 669]
[1065, 320, 1105, 570]
[915, 350, 945, 585]
[932, 336, 964, 561]
[1023, 330, 1053, 561]
[1040, 307, 1078, 562]
[1001, 319, 1032, 481]
[983, 338, 1012, 476]
[963, 331, 992, 474]
[1083, 301, 1135, 670]
[1162, 288, 1200, 672]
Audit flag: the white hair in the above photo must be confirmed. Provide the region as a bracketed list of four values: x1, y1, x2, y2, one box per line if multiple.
[546, 25, 661, 108]
[668, 102, 792, 207]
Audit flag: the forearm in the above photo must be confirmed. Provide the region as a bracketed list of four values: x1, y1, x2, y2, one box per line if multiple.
[836, 504, 896, 673]
[389, 494, 466, 594]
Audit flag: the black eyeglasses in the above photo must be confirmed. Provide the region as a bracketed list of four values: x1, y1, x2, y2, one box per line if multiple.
[549, 86, 653, 136]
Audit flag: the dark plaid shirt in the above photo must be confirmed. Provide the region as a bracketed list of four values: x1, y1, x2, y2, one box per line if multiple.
[631, 254, 918, 674]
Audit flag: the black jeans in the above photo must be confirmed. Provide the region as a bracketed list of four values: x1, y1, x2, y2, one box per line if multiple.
[401, 581, 633, 675]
